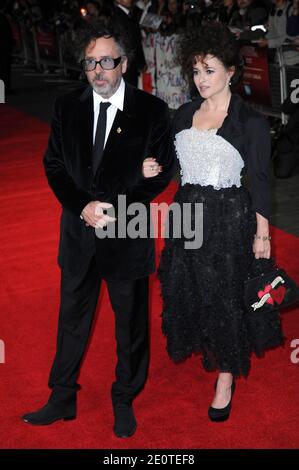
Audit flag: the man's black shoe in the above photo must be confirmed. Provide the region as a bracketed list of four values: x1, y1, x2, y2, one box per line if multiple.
[22, 403, 76, 425]
[113, 403, 137, 438]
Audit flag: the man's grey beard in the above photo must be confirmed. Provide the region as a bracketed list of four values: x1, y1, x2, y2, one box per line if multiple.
[91, 75, 122, 99]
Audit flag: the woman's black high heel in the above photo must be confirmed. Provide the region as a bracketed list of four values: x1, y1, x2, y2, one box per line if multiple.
[208, 380, 236, 422]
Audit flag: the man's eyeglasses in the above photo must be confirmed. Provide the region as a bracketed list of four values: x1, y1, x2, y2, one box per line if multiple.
[81, 56, 122, 71]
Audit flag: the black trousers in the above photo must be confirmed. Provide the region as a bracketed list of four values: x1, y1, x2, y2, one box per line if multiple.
[48, 256, 149, 411]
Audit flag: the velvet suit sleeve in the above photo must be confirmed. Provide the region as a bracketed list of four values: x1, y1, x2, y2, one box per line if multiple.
[43, 98, 93, 216]
[123, 103, 175, 205]
[246, 115, 271, 220]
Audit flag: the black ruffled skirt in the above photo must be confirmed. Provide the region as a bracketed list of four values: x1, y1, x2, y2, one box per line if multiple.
[158, 184, 284, 377]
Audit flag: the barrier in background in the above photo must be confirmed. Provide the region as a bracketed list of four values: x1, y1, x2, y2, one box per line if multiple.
[142, 32, 156, 95]
[10, 21, 22, 50]
[142, 33, 299, 118]
[35, 29, 58, 62]
[11, 23, 299, 117]
[11, 20, 81, 76]
[237, 45, 272, 108]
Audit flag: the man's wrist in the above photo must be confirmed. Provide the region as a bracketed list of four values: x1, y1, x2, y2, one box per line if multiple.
[254, 234, 271, 241]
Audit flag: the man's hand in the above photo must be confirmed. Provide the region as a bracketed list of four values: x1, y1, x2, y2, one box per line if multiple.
[81, 201, 116, 228]
[95, 202, 117, 229]
[142, 157, 162, 178]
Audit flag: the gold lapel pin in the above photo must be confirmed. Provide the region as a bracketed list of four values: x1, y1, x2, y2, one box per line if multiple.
[117, 127, 122, 134]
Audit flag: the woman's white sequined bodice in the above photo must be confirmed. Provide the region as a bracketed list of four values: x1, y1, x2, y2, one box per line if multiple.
[175, 127, 244, 189]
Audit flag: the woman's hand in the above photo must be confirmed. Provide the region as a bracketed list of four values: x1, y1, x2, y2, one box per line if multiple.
[253, 236, 271, 259]
[142, 157, 162, 178]
[254, 213, 271, 259]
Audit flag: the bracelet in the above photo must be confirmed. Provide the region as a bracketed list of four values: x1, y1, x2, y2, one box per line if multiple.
[254, 234, 272, 241]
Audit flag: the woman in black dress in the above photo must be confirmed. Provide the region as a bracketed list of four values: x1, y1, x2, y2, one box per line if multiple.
[145, 22, 284, 422]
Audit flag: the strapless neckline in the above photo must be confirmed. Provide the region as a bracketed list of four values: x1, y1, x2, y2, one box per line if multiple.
[175, 125, 244, 189]
[191, 126, 218, 132]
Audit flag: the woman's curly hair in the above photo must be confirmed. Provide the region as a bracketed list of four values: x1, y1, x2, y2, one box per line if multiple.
[178, 21, 244, 87]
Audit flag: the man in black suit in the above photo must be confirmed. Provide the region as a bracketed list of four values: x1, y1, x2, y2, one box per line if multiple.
[22, 19, 174, 438]
[113, 0, 147, 86]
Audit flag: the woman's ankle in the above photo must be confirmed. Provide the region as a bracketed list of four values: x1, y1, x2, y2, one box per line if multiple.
[217, 372, 233, 387]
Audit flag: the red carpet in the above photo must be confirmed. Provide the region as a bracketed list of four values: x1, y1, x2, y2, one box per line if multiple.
[0, 105, 299, 449]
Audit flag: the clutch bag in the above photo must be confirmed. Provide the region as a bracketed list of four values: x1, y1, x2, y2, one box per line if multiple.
[244, 258, 299, 314]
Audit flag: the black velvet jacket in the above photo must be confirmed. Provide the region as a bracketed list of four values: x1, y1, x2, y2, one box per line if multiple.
[43, 83, 174, 280]
[172, 93, 271, 220]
